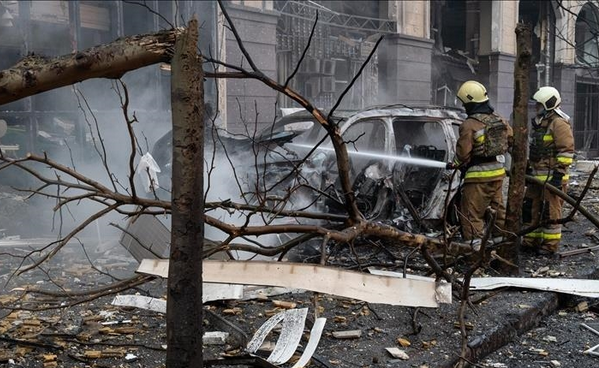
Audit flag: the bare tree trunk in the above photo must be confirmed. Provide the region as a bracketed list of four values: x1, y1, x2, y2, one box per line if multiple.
[167, 19, 204, 368]
[0, 29, 181, 105]
[501, 23, 532, 274]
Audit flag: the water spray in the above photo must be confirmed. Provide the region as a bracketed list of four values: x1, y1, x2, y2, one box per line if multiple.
[287, 143, 450, 169]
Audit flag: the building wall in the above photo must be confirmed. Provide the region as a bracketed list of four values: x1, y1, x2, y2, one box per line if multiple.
[378, 0, 432, 105]
[555, 0, 580, 65]
[224, 3, 278, 135]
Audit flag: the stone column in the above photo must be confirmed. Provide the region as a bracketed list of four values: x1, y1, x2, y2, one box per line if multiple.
[478, 53, 517, 119]
[225, 3, 278, 134]
[378, 34, 434, 105]
[477, 0, 517, 119]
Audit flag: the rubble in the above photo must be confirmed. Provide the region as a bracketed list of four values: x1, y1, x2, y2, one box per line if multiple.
[385, 347, 410, 360]
[331, 330, 362, 339]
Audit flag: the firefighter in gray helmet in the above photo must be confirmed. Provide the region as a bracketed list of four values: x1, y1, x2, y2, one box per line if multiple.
[523, 86, 574, 254]
[453, 81, 513, 242]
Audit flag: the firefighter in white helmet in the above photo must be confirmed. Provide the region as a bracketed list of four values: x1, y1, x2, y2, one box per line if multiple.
[453, 80, 513, 242]
[523, 86, 575, 254]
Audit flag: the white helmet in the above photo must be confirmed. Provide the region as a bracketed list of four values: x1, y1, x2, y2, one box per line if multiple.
[532, 86, 561, 111]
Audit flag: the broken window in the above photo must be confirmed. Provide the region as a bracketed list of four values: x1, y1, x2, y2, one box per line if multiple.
[575, 2, 599, 67]
[519, 0, 556, 89]
[343, 118, 387, 178]
[574, 82, 599, 156]
[436, 0, 480, 58]
[78, 1, 112, 49]
[392, 119, 447, 211]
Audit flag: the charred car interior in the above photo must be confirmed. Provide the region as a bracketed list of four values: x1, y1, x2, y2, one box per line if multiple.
[151, 105, 465, 233]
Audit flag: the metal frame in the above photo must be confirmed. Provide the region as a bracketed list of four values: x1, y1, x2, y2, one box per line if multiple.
[277, 0, 396, 34]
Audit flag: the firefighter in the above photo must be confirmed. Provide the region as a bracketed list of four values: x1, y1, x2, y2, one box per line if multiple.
[453, 81, 513, 242]
[523, 86, 575, 254]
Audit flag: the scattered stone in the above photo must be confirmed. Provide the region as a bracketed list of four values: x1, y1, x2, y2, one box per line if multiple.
[542, 335, 557, 343]
[453, 321, 474, 330]
[529, 347, 549, 356]
[83, 350, 102, 359]
[272, 300, 296, 309]
[42, 354, 56, 362]
[397, 337, 411, 347]
[421, 340, 437, 349]
[334, 316, 347, 323]
[332, 330, 362, 339]
[550, 360, 561, 367]
[125, 353, 139, 362]
[222, 307, 243, 315]
[532, 266, 550, 277]
[385, 347, 409, 360]
[576, 301, 589, 313]
[203, 331, 229, 345]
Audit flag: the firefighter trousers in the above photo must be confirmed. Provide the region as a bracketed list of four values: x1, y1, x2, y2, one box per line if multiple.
[459, 180, 506, 240]
[522, 183, 566, 252]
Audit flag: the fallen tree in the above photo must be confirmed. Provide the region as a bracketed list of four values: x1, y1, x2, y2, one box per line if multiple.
[0, 28, 181, 105]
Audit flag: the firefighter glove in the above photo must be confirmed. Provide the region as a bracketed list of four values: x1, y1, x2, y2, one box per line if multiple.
[549, 172, 564, 188]
[446, 162, 457, 170]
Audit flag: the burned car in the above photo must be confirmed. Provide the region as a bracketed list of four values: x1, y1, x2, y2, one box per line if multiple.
[151, 105, 465, 229]
[269, 106, 465, 229]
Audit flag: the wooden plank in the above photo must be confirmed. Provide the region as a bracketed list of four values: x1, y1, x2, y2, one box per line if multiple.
[469, 277, 599, 298]
[137, 260, 444, 308]
[332, 330, 362, 339]
[367, 268, 452, 304]
[558, 245, 599, 258]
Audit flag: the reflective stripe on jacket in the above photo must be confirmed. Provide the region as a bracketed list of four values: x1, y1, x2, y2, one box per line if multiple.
[528, 112, 575, 184]
[455, 113, 513, 183]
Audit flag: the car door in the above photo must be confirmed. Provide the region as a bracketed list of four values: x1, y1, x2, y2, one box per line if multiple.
[339, 118, 390, 180]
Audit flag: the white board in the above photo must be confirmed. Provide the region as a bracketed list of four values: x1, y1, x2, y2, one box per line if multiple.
[137, 259, 449, 308]
[469, 277, 599, 298]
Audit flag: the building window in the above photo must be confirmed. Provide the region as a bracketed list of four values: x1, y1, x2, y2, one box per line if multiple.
[574, 82, 599, 155]
[575, 3, 599, 66]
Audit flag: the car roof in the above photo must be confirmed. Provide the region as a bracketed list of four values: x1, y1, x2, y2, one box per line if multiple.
[279, 105, 466, 122]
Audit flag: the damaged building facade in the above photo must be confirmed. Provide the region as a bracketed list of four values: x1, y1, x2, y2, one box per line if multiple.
[1, 0, 599, 176]
[225, 0, 599, 156]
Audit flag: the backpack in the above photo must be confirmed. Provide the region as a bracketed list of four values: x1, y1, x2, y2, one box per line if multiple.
[471, 113, 509, 157]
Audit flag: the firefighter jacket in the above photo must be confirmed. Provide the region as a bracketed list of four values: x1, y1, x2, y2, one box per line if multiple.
[454, 113, 513, 183]
[528, 111, 575, 183]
